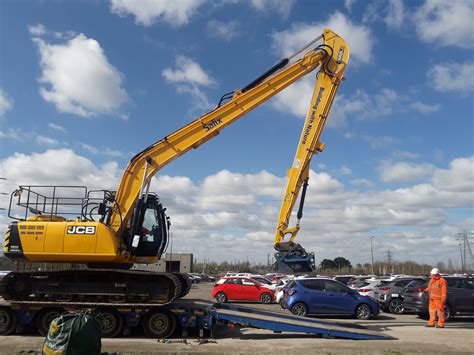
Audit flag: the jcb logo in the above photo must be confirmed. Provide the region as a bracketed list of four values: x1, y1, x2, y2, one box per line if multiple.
[67, 226, 96, 235]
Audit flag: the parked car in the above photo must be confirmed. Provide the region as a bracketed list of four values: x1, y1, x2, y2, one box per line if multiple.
[249, 275, 276, 289]
[353, 280, 381, 298]
[274, 277, 295, 307]
[282, 277, 380, 320]
[403, 276, 474, 320]
[373, 278, 417, 314]
[212, 277, 275, 304]
[187, 274, 202, 283]
[334, 275, 356, 285]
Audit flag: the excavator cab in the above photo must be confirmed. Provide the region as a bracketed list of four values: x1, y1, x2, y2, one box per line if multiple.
[130, 194, 169, 258]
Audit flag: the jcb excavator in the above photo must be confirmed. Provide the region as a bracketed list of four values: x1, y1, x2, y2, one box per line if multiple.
[2, 29, 349, 304]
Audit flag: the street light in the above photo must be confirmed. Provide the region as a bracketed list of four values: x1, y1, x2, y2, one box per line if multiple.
[370, 236, 375, 275]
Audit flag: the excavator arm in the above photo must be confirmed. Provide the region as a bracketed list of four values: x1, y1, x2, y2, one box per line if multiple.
[273, 33, 350, 273]
[109, 29, 350, 255]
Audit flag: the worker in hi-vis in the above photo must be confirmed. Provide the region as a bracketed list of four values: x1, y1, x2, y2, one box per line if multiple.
[423, 268, 448, 328]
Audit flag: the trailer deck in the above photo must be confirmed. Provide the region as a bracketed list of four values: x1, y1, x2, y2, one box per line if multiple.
[0, 298, 392, 340]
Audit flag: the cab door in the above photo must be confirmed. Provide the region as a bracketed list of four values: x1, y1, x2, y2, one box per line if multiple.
[223, 278, 242, 300]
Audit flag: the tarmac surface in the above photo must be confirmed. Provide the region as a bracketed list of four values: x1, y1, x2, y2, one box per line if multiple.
[1, 282, 473, 354]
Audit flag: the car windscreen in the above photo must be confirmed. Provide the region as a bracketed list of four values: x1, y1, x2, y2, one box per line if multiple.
[376, 281, 391, 287]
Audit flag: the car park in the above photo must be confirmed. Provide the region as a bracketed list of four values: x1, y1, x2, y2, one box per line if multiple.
[373, 278, 417, 314]
[282, 277, 380, 320]
[212, 277, 275, 304]
[403, 276, 474, 320]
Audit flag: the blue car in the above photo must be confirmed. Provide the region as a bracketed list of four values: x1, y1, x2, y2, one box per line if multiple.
[282, 277, 380, 320]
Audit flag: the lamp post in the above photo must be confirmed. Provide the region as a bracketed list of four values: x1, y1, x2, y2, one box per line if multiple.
[370, 236, 375, 275]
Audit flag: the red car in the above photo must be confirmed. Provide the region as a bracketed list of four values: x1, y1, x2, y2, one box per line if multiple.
[212, 277, 275, 304]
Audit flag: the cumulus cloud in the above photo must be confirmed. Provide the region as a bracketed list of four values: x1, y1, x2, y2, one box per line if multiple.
[110, 0, 204, 27]
[206, 20, 241, 41]
[410, 101, 440, 114]
[0, 89, 14, 117]
[162, 56, 215, 111]
[1, 149, 472, 264]
[31, 26, 128, 117]
[414, 0, 474, 48]
[272, 12, 374, 65]
[250, 0, 295, 19]
[384, 0, 405, 29]
[428, 62, 474, 93]
[379, 161, 436, 183]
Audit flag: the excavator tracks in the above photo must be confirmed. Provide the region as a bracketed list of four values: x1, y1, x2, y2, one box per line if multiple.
[0, 269, 191, 305]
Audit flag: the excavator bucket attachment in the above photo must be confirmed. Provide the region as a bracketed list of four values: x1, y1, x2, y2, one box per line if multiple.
[274, 251, 315, 274]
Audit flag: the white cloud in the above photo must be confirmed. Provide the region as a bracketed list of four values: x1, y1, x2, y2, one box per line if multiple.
[110, 0, 204, 27]
[0, 128, 23, 141]
[0, 89, 14, 117]
[32, 28, 128, 117]
[250, 0, 295, 19]
[0, 149, 472, 264]
[272, 12, 374, 65]
[410, 101, 440, 114]
[379, 161, 436, 183]
[36, 135, 59, 146]
[80, 143, 123, 157]
[28, 24, 46, 36]
[162, 56, 215, 87]
[207, 20, 241, 41]
[414, 0, 474, 48]
[162, 56, 215, 112]
[338, 166, 352, 175]
[344, 0, 356, 11]
[48, 122, 66, 133]
[392, 150, 420, 160]
[428, 62, 474, 93]
[384, 0, 405, 29]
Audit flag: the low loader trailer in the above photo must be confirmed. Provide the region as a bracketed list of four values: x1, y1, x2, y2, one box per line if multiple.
[0, 298, 393, 340]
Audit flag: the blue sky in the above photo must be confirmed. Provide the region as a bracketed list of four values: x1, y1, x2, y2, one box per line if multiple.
[0, 0, 473, 268]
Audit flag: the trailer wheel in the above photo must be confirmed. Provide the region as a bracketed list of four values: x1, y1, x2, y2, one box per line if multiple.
[142, 309, 176, 339]
[0, 307, 17, 335]
[96, 308, 123, 338]
[215, 292, 227, 303]
[36, 308, 64, 337]
[260, 293, 273, 304]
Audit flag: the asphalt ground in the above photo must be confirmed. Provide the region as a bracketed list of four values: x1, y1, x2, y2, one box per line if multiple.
[1, 282, 473, 354]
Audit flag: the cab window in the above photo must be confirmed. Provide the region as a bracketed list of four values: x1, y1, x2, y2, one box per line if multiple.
[225, 278, 242, 285]
[324, 280, 349, 293]
[242, 279, 256, 286]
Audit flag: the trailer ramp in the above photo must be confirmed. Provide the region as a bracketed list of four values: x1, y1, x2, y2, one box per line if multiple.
[212, 303, 393, 340]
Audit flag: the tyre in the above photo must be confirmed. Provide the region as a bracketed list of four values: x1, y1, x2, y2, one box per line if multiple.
[279, 299, 286, 309]
[215, 292, 227, 303]
[355, 304, 372, 320]
[291, 302, 308, 317]
[0, 307, 17, 335]
[416, 312, 429, 320]
[35, 308, 64, 337]
[95, 308, 123, 338]
[388, 298, 404, 314]
[142, 309, 176, 338]
[444, 304, 453, 321]
[260, 293, 272, 304]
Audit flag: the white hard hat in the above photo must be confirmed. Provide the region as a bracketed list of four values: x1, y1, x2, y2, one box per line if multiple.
[430, 268, 440, 275]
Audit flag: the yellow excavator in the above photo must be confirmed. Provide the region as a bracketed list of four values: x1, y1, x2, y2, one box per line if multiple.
[2, 29, 349, 304]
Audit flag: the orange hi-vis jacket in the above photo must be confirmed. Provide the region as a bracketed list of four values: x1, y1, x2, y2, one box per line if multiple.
[424, 276, 448, 303]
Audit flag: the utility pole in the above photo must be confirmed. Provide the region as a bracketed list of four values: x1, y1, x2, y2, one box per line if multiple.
[370, 236, 375, 275]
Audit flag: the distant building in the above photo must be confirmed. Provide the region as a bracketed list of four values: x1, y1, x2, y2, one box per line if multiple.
[134, 253, 193, 273]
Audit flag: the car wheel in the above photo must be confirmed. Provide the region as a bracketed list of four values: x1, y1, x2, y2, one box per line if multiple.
[35, 308, 64, 337]
[96, 308, 123, 338]
[388, 298, 404, 314]
[215, 292, 227, 303]
[356, 304, 372, 320]
[260, 293, 272, 304]
[444, 304, 453, 321]
[279, 299, 286, 309]
[0, 307, 17, 335]
[291, 302, 308, 317]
